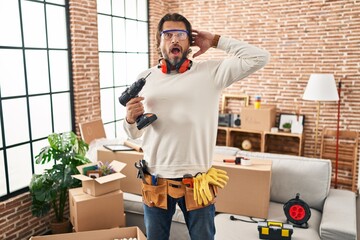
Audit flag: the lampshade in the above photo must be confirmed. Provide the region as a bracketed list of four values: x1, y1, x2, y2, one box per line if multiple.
[302, 74, 339, 101]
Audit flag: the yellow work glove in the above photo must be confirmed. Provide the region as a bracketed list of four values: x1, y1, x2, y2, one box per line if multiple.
[193, 173, 213, 205]
[193, 175, 201, 205]
[193, 167, 229, 206]
[206, 167, 229, 189]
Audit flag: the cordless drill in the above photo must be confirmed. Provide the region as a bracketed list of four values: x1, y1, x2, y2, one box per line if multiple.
[119, 72, 157, 130]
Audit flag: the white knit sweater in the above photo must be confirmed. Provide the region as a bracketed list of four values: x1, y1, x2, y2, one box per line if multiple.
[123, 36, 270, 178]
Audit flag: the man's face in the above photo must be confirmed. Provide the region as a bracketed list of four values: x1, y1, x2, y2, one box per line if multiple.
[160, 21, 190, 66]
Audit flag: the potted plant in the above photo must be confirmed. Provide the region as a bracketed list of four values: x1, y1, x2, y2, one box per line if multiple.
[29, 131, 91, 234]
[282, 122, 292, 132]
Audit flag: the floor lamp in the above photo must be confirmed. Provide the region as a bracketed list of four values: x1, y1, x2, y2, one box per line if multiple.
[302, 74, 339, 157]
[334, 80, 342, 188]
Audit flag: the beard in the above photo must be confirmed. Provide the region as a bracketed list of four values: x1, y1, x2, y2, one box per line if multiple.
[161, 49, 189, 66]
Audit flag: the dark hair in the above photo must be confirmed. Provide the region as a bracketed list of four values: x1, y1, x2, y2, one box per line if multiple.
[156, 13, 193, 56]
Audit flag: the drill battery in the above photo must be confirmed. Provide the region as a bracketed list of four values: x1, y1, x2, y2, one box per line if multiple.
[258, 221, 293, 240]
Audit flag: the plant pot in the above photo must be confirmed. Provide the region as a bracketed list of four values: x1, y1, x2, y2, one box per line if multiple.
[51, 218, 71, 234]
[283, 128, 291, 133]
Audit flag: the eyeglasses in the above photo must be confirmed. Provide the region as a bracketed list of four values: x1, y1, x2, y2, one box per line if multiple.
[161, 29, 189, 41]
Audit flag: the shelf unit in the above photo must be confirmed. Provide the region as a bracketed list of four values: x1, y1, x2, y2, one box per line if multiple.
[229, 128, 263, 152]
[217, 127, 304, 156]
[263, 131, 304, 156]
[216, 127, 229, 146]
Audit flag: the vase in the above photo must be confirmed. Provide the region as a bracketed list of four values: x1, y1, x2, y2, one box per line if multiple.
[283, 128, 291, 133]
[50, 218, 71, 234]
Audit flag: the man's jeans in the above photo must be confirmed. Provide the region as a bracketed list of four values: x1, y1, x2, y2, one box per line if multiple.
[144, 195, 216, 240]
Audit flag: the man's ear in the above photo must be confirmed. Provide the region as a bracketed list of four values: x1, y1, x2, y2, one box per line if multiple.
[186, 48, 192, 58]
[156, 46, 163, 58]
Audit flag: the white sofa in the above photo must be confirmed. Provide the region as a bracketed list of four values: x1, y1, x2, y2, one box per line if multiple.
[123, 148, 357, 240]
[215, 150, 357, 240]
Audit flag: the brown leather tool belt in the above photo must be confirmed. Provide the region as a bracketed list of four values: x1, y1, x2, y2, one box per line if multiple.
[141, 174, 216, 211]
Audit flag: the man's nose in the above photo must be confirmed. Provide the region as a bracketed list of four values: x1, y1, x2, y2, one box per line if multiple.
[171, 34, 180, 43]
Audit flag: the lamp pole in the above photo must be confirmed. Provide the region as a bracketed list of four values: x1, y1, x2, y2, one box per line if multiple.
[334, 80, 342, 188]
[314, 101, 321, 157]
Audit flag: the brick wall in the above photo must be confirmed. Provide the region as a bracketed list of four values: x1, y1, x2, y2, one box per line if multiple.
[1, 0, 359, 239]
[0, 193, 40, 240]
[69, 0, 101, 134]
[0, 192, 69, 239]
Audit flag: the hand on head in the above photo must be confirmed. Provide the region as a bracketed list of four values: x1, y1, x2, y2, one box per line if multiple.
[191, 29, 216, 58]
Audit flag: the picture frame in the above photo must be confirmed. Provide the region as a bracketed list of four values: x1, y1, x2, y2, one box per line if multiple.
[221, 94, 249, 114]
[278, 113, 305, 130]
[87, 170, 102, 179]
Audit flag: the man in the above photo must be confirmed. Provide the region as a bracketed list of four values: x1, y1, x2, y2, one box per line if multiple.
[123, 13, 270, 240]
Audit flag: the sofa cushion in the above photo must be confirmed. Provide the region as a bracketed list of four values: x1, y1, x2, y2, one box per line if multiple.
[215, 202, 322, 240]
[237, 151, 331, 211]
[214, 146, 240, 156]
[319, 189, 357, 240]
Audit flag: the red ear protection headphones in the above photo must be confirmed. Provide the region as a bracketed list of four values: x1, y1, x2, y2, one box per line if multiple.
[158, 58, 192, 74]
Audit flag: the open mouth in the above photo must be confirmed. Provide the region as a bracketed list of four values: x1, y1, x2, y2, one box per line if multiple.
[170, 46, 181, 56]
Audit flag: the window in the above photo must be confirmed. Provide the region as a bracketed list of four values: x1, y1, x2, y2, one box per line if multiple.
[0, 0, 72, 200]
[97, 0, 149, 138]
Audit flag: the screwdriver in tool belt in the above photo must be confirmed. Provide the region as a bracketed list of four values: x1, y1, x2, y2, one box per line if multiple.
[151, 174, 158, 186]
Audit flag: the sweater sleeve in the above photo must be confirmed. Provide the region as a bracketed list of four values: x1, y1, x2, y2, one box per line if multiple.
[212, 36, 270, 89]
[123, 118, 145, 139]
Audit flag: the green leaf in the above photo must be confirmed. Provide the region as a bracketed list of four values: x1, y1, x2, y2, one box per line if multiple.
[29, 131, 91, 220]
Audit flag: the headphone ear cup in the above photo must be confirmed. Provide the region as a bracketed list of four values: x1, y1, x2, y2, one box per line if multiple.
[177, 59, 192, 73]
[158, 59, 171, 74]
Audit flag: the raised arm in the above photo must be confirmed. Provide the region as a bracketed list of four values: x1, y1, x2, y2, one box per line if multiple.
[191, 29, 220, 58]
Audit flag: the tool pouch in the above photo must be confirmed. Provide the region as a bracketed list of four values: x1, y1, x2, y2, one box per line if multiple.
[141, 175, 217, 211]
[167, 180, 186, 198]
[141, 178, 168, 210]
[184, 185, 217, 211]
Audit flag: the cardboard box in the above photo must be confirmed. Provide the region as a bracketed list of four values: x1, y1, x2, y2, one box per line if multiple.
[241, 105, 276, 131]
[97, 148, 144, 195]
[213, 154, 272, 218]
[29, 226, 146, 240]
[72, 160, 126, 196]
[69, 188, 125, 232]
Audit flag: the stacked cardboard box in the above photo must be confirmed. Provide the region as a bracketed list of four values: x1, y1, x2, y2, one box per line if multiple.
[97, 148, 143, 195]
[69, 160, 127, 232]
[72, 160, 126, 196]
[212, 154, 272, 219]
[241, 105, 276, 131]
